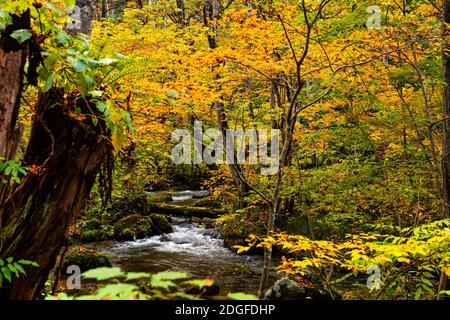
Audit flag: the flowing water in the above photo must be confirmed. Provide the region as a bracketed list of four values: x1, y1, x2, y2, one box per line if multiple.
[90, 217, 275, 297]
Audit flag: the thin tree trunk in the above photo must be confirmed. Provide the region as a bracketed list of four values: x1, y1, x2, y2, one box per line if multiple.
[442, 0, 450, 219]
[438, 0, 450, 299]
[258, 203, 276, 298]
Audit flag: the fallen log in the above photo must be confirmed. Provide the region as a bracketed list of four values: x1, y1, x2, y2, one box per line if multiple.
[149, 202, 222, 218]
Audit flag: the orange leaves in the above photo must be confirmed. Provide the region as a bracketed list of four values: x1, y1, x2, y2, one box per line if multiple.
[67, 111, 87, 122]
[29, 164, 40, 175]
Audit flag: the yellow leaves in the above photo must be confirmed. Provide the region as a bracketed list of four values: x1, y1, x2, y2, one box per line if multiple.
[111, 132, 123, 154]
[397, 257, 411, 264]
[444, 266, 450, 277]
[370, 131, 383, 142]
[244, 221, 450, 283]
[292, 259, 316, 269]
[233, 245, 251, 254]
[373, 255, 393, 265]
[350, 249, 370, 262]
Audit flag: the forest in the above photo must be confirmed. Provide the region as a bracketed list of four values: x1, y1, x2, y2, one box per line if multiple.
[0, 0, 450, 303]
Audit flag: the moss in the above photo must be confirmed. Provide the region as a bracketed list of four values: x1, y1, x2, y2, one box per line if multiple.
[149, 213, 173, 234]
[80, 218, 101, 231]
[147, 191, 173, 203]
[63, 246, 112, 272]
[219, 263, 253, 277]
[81, 229, 103, 242]
[113, 214, 154, 241]
[149, 202, 221, 218]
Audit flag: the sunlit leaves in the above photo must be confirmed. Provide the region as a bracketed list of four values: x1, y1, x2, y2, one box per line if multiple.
[94, 284, 140, 300]
[9, 28, 31, 43]
[0, 8, 13, 30]
[46, 268, 212, 300]
[182, 279, 215, 289]
[150, 271, 190, 289]
[227, 292, 258, 300]
[245, 219, 450, 299]
[125, 272, 152, 281]
[82, 267, 125, 281]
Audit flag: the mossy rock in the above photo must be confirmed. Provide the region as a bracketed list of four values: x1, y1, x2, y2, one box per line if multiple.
[113, 214, 154, 241]
[80, 218, 101, 231]
[219, 263, 253, 277]
[192, 217, 217, 229]
[77, 218, 105, 242]
[149, 213, 173, 234]
[81, 229, 104, 242]
[264, 277, 334, 300]
[191, 197, 221, 208]
[147, 191, 173, 203]
[111, 195, 150, 217]
[63, 246, 112, 272]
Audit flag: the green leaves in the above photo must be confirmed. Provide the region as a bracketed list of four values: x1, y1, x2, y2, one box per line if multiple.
[82, 267, 125, 281]
[10, 29, 32, 44]
[45, 268, 216, 300]
[166, 89, 179, 98]
[95, 101, 110, 116]
[125, 272, 152, 281]
[0, 158, 29, 184]
[150, 271, 190, 289]
[63, 0, 77, 7]
[18, 259, 39, 267]
[1, 267, 11, 283]
[72, 58, 90, 73]
[55, 32, 70, 46]
[94, 284, 140, 299]
[88, 89, 104, 98]
[227, 292, 258, 300]
[0, 8, 12, 30]
[0, 258, 38, 288]
[42, 72, 55, 93]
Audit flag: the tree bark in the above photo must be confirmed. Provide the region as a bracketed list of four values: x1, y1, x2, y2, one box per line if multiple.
[442, 0, 450, 220]
[438, 0, 450, 299]
[0, 2, 111, 300]
[0, 12, 30, 205]
[0, 90, 111, 299]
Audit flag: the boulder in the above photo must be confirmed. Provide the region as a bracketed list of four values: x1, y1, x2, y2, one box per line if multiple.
[113, 214, 153, 241]
[264, 277, 333, 300]
[150, 213, 173, 234]
[80, 218, 101, 230]
[63, 246, 112, 272]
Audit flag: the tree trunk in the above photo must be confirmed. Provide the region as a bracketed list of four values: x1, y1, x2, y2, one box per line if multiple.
[0, 90, 111, 299]
[438, 0, 450, 299]
[0, 3, 109, 300]
[258, 203, 277, 298]
[442, 0, 450, 220]
[0, 12, 30, 206]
